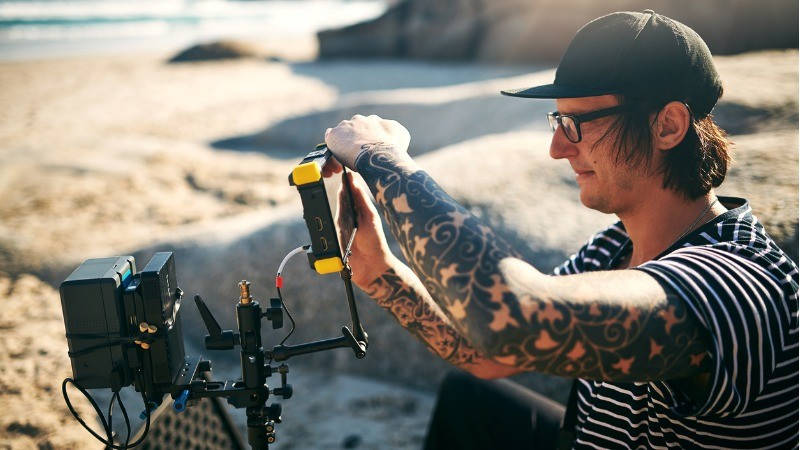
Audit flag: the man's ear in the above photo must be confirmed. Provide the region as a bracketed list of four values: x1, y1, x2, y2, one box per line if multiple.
[654, 101, 691, 151]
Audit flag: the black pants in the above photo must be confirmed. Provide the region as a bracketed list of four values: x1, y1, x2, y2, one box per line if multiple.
[424, 371, 566, 450]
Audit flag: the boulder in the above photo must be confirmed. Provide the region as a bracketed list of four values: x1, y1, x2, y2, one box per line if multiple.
[168, 40, 264, 63]
[319, 0, 798, 63]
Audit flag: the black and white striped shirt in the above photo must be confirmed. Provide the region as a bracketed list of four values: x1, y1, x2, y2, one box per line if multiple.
[553, 197, 799, 449]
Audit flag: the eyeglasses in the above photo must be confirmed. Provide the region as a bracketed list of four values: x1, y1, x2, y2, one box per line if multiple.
[546, 105, 627, 143]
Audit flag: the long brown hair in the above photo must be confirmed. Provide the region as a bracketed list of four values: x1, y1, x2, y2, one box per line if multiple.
[597, 96, 733, 200]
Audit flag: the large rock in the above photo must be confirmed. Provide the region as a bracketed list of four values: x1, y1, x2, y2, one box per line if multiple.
[319, 0, 798, 62]
[169, 40, 265, 63]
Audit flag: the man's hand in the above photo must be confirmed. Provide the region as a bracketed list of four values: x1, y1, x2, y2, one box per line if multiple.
[322, 157, 397, 288]
[323, 157, 523, 379]
[325, 114, 411, 169]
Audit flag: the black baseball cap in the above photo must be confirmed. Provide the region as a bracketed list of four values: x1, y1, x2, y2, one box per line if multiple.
[502, 10, 723, 118]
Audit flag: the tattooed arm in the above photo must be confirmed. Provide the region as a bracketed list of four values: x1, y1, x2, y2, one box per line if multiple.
[348, 152, 709, 388]
[326, 160, 523, 379]
[366, 260, 525, 379]
[324, 116, 711, 392]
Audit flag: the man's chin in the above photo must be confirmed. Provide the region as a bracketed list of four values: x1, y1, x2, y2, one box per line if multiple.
[579, 191, 615, 214]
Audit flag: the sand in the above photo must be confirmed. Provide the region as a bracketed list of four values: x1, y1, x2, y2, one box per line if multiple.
[0, 44, 796, 449]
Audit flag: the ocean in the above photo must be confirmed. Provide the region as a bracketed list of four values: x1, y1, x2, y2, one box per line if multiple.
[0, 0, 387, 60]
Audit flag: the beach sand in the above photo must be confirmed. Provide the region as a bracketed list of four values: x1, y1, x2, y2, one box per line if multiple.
[0, 43, 796, 449]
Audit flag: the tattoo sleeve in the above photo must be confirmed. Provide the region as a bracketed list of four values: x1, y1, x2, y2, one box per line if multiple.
[355, 146, 711, 383]
[365, 262, 516, 375]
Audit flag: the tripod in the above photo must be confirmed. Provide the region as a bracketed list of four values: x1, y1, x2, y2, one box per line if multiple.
[181, 267, 367, 449]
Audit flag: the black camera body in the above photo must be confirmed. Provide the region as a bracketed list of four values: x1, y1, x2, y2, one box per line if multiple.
[60, 252, 185, 395]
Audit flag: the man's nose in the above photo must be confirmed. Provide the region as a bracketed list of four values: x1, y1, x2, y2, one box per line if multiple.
[549, 127, 579, 160]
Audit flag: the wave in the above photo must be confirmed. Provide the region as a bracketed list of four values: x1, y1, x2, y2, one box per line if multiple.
[0, 0, 386, 41]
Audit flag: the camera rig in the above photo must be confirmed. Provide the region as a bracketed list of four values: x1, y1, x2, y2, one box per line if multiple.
[59, 147, 368, 449]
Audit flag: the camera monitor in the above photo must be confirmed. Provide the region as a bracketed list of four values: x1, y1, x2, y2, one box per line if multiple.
[290, 144, 358, 274]
[60, 252, 185, 392]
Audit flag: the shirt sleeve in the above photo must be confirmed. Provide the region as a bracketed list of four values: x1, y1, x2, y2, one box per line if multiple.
[636, 245, 786, 417]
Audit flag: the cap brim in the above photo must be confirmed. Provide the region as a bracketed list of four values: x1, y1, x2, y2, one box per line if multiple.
[500, 83, 619, 99]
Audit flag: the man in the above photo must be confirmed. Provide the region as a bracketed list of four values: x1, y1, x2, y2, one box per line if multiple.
[323, 10, 798, 449]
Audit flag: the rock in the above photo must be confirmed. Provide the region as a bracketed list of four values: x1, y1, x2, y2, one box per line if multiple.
[318, 0, 798, 63]
[168, 40, 264, 63]
[318, 2, 413, 58]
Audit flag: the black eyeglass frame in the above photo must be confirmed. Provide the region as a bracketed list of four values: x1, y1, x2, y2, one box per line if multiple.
[546, 105, 628, 143]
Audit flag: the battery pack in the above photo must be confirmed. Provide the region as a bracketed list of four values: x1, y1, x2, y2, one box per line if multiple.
[60, 256, 136, 389]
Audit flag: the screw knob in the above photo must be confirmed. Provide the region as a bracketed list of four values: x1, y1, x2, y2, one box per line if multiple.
[265, 403, 282, 422]
[239, 280, 252, 304]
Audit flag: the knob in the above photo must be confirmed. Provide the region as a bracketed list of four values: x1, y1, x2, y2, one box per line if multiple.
[239, 280, 256, 305]
[265, 403, 282, 422]
[198, 360, 212, 373]
[264, 298, 283, 329]
[273, 384, 293, 400]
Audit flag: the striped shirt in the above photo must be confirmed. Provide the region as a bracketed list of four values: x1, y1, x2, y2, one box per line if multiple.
[553, 197, 799, 449]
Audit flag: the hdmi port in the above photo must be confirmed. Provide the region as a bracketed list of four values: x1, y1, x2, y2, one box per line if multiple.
[314, 217, 323, 231]
[319, 237, 329, 251]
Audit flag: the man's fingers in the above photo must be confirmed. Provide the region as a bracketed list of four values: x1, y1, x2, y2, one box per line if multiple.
[345, 172, 377, 222]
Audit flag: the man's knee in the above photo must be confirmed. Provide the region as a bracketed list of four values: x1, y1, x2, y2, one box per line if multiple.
[434, 370, 482, 411]
[438, 371, 475, 397]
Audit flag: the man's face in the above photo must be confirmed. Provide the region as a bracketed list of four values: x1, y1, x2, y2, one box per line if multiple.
[549, 95, 652, 215]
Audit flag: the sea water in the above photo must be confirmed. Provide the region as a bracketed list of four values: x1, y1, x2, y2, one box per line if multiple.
[0, 0, 387, 60]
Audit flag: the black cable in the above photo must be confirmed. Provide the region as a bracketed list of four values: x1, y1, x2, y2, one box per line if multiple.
[107, 391, 117, 448]
[66, 338, 143, 358]
[61, 377, 151, 449]
[61, 378, 110, 445]
[131, 372, 151, 448]
[276, 286, 296, 347]
[105, 389, 132, 449]
[66, 332, 127, 339]
[117, 389, 132, 449]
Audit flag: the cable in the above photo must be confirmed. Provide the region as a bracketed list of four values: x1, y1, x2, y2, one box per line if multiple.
[61, 377, 150, 449]
[107, 391, 116, 447]
[276, 286, 297, 347]
[271, 245, 308, 354]
[117, 389, 132, 449]
[65, 335, 148, 358]
[277, 246, 307, 275]
[105, 390, 132, 449]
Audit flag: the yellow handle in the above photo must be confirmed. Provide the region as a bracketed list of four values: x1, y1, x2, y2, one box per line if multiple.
[292, 161, 322, 186]
[313, 257, 343, 275]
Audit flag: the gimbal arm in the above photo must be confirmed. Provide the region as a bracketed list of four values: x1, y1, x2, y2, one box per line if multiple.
[267, 266, 368, 361]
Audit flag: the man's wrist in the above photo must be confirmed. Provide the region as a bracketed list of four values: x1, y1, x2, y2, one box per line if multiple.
[354, 143, 413, 169]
